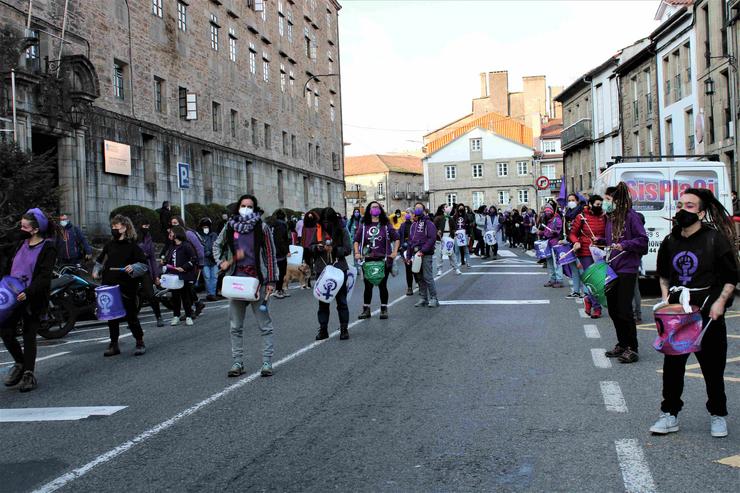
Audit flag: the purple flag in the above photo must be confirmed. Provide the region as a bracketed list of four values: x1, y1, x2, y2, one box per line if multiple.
[556, 176, 567, 208]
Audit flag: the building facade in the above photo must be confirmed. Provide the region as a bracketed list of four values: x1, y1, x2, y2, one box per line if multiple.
[343, 154, 424, 216]
[556, 78, 594, 194]
[537, 118, 565, 202]
[424, 127, 535, 211]
[0, 0, 344, 233]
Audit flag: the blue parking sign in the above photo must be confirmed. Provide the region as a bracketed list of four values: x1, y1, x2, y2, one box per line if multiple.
[177, 162, 190, 189]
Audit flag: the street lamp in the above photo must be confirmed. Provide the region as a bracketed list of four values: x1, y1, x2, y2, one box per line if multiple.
[303, 73, 339, 96]
[704, 77, 715, 96]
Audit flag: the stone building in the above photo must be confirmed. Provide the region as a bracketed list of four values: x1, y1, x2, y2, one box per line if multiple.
[423, 127, 535, 212]
[0, 0, 344, 233]
[537, 118, 565, 203]
[555, 77, 594, 194]
[343, 154, 424, 216]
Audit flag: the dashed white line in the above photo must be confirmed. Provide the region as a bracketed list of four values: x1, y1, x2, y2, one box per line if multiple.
[439, 300, 550, 305]
[614, 439, 657, 493]
[600, 381, 628, 413]
[462, 272, 545, 276]
[591, 349, 612, 368]
[584, 324, 600, 339]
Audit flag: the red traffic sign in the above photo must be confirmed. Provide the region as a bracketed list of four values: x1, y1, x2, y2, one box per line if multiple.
[536, 176, 550, 190]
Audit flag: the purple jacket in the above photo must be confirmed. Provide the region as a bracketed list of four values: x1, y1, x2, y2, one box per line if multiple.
[540, 214, 563, 247]
[406, 217, 437, 257]
[138, 233, 159, 277]
[604, 209, 648, 274]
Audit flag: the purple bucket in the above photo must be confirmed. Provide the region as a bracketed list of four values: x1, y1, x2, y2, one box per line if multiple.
[95, 285, 126, 321]
[534, 240, 551, 259]
[554, 244, 576, 265]
[0, 276, 25, 326]
[652, 304, 704, 355]
[604, 265, 617, 287]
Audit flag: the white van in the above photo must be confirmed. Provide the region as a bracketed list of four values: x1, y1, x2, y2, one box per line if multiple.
[592, 159, 732, 276]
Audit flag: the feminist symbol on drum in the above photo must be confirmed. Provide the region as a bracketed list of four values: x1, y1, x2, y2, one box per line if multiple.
[98, 293, 113, 314]
[319, 279, 338, 301]
[0, 289, 11, 309]
[346, 272, 356, 292]
[672, 251, 698, 284]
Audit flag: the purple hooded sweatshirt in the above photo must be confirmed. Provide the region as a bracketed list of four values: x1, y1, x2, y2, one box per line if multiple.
[604, 209, 648, 274]
[406, 216, 437, 258]
[540, 214, 563, 247]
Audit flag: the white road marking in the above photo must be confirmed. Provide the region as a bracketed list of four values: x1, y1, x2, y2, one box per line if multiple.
[525, 251, 535, 257]
[0, 351, 70, 367]
[32, 270, 455, 493]
[591, 349, 612, 368]
[462, 272, 546, 276]
[600, 381, 628, 413]
[0, 406, 126, 423]
[496, 250, 517, 257]
[579, 308, 588, 318]
[584, 324, 600, 339]
[439, 300, 550, 305]
[575, 297, 584, 304]
[484, 258, 536, 265]
[614, 439, 657, 493]
[471, 264, 544, 268]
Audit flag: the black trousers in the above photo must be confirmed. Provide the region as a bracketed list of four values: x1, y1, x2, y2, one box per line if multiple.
[318, 282, 349, 329]
[404, 261, 414, 288]
[1, 307, 38, 371]
[363, 265, 390, 306]
[276, 259, 287, 292]
[605, 273, 638, 350]
[171, 284, 193, 317]
[108, 292, 144, 344]
[473, 230, 484, 256]
[661, 314, 728, 416]
[139, 272, 161, 319]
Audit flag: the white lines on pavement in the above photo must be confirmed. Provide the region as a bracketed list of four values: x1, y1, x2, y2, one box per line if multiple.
[0, 351, 70, 367]
[0, 406, 127, 423]
[484, 258, 536, 265]
[614, 439, 657, 493]
[495, 250, 517, 257]
[591, 349, 612, 368]
[439, 300, 550, 305]
[462, 272, 545, 276]
[600, 381, 628, 413]
[471, 264, 543, 268]
[579, 308, 588, 318]
[32, 270, 454, 493]
[584, 324, 600, 339]
[525, 250, 535, 257]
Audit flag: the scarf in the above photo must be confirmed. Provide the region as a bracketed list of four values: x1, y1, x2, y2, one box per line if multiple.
[229, 212, 261, 234]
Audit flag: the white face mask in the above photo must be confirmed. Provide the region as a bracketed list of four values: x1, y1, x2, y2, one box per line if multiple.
[59, 220, 69, 227]
[203, 228, 210, 234]
[239, 206, 253, 217]
[567, 201, 577, 209]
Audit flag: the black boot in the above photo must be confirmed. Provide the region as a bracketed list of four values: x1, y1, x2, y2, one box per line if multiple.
[104, 342, 121, 357]
[339, 326, 349, 340]
[358, 306, 371, 319]
[379, 306, 389, 320]
[315, 327, 329, 340]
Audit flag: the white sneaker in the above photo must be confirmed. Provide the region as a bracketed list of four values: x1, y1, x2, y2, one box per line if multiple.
[185, 317, 194, 326]
[650, 413, 679, 435]
[436, 270, 442, 276]
[455, 269, 462, 275]
[711, 415, 728, 437]
[170, 317, 179, 326]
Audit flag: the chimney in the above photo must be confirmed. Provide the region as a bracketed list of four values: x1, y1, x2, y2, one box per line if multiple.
[480, 73, 488, 97]
[488, 71, 509, 116]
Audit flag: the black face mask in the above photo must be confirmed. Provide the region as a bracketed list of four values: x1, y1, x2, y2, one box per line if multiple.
[17, 230, 32, 241]
[111, 229, 122, 239]
[675, 209, 700, 228]
[304, 216, 317, 227]
[591, 206, 603, 216]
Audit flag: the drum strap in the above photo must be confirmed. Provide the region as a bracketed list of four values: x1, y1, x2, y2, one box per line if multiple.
[669, 285, 711, 313]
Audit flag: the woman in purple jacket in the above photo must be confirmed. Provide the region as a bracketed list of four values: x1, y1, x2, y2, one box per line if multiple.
[164, 226, 198, 326]
[539, 204, 564, 288]
[406, 203, 439, 308]
[603, 183, 648, 364]
[137, 220, 163, 327]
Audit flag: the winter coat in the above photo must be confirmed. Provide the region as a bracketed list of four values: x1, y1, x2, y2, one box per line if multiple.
[568, 209, 607, 257]
[212, 219, 279, 284]
[604, 209, 648, 274]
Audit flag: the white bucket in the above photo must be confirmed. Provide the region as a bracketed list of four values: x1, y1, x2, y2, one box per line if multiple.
[484, 231, 497, 246]
[411, 254, 422, 273]
[160, 274, 184, 290]
[222, 276, 260, 301]
[441, 237, 455, 257]
[313, 265, 345, 303]
[455, 229, 467, 246]
[345, 266, 358, 301]
[288, 245, 304, 266]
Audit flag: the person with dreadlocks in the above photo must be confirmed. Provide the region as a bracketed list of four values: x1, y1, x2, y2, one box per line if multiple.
[649, 188, 738, 438]
[603, 182, 648, 364]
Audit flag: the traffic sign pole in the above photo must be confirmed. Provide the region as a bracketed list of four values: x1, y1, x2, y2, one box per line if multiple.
[177, 162, 191, 224]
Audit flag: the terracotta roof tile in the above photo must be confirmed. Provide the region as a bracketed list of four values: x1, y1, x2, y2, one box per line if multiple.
[424, 112, 533, 155]
[344, 154, 422, 176]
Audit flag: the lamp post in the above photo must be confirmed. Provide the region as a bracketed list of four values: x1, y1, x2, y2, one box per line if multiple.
[705, 76, 715, 145]
[303, 73, 339, 96]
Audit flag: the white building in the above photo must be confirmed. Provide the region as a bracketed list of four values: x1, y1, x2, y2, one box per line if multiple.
[423, 127, 535, 211]
[654, 7, 701, 156]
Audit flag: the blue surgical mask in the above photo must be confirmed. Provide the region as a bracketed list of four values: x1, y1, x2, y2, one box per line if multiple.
[603, 200, 614, 214]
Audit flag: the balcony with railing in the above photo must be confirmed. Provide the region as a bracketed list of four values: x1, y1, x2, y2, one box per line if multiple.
[560, 118, 592, 151]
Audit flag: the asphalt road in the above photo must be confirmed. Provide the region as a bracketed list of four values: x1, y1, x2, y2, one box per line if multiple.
[0, 248, 738, 492]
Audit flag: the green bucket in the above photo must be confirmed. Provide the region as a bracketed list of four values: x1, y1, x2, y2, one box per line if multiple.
[582, 261, 617, 307]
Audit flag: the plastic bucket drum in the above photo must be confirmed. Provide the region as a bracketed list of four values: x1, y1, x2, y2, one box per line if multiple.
[534, 240, 551, 260]
[411, 254, 423, 273]
[288, 245, 304, 266]
[345, 266, 358, 301]
[554, 244, 576, 265]
[455, 229, 467, 247]
[222, 276, 260, 301]
[582, 261, 617, 307]
[0, 276, 25, 326]
[441, 237, 455, 257]
[484, 231, 497, 246]
[652, 304, 704, 355]
[160, 274, 184, 290]
[313, 265, 344, 302]
[95, 285, 126, 321]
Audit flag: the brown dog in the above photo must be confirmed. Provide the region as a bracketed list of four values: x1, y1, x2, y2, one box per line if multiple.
[284, 262, 312, 289]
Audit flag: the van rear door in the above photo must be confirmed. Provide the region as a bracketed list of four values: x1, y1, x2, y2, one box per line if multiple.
[619, 166, 671, 275]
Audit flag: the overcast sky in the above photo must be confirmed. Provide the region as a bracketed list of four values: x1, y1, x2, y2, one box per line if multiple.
[338, 0, 662, 156]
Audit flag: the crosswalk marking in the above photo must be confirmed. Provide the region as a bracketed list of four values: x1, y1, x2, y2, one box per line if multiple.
[0, 406, 127, 423]
[600, 381, 628, 413]
[439, 300, 550, 305]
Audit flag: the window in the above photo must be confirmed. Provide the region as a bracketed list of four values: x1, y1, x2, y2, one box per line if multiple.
[472, 191, 484, 209]
[644, 69, 652, 116]
[151, 0, 163, 17]
[251, 118, 258, 145]
[330, 99, 335, 122]
[470, 138, 481, 151]
[303, 176, 309, 207]
[722, 70, 732, 139]
[113, 61, 125, 100]
[282, 131, 288, 155]
[228, 29, 237, 62]
[518, 189, 529, 204]
[377, 182, 384, 196]
[24, 29, 39, 71]
[498, 190, 510, 205]
[261, 0, 267, 21]
[287, 9, 294, 43]
[210, 14, 219, 51]
[291, 134, 297, 157]
[633, 130, 640, 155]
[212, 102, 221, 132]
[542, 164, 556, 179]
[445, 165, 457, 180]
[278, 13, 285, 37]
[280, 64, 286, 92]
[289, 70, 295, 96]
[304, 27, 311, 58]
[665, 118, 674, 154]
[264, 123, 271, 149]
[178, 87, 187, 119]
[647, 125, 654, 156]
[631, 76, 639, 123]
[277, 169, 284, 205]
[472, 163, 483, 178]
[249, 44, 257, 75]
[230, 110, 238, 138]
[517, 161, 528, 176]
[446, 193, 457, 206]
[262, 54, 270, 82]
[177, 1, 187, 31]
[686, 109, 695, 151]
[328, 50, 334, 73]
[332, 152, 340, 171]
[308, 143, 314, 165]
[543, 140, 558, 153]
[153, 77, 164, 113]
[497, 162, 508, 177]
[314, 91, 319, 112]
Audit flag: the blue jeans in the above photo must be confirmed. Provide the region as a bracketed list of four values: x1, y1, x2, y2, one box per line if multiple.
[202, 264, 218, 296]
[455, 243, 469, 265]
[570, 259, 585, 294]
[546, 249, 563, 282]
